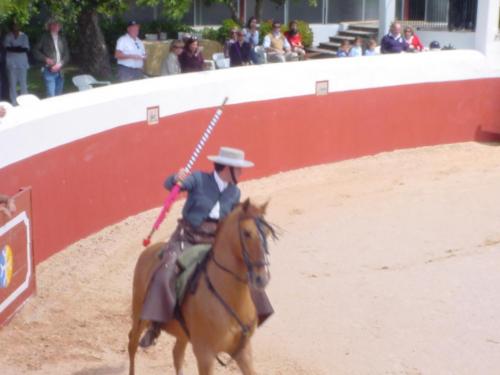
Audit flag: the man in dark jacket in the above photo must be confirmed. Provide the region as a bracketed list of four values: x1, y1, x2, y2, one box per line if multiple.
[33, 18, 70, 97]
[229, 31, 252, 67]
[139, 147, 273, 347]
[381, 22, 408, 54]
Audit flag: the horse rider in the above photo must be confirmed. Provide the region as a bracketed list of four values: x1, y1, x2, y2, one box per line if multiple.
[139, 146, 274, 347]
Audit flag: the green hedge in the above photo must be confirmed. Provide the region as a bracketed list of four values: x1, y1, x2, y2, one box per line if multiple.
[202, 18, 240, 44]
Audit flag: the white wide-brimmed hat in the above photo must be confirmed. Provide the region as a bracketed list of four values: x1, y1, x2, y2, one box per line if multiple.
[207, 147, 254, 168]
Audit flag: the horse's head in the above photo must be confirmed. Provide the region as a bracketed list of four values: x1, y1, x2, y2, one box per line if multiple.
[227, 198, 277, 291]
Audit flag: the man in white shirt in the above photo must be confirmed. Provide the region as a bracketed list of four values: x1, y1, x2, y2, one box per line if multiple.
[263, 20, 296, 63]
[115, 21, 146, 82]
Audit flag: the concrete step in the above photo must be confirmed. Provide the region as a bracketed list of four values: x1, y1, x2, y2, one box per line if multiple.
[339, 30, 377, 39]
[329, 35, 355, 44]
[306, 47, 337, 58]
[348, 24, 379, 34]
[318, 42, 341, 51]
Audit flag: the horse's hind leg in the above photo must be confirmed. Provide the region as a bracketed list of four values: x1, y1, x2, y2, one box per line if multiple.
[234, 341, 256, 375]
[173, 337, 188, 375]
[128, 319, 148, 375]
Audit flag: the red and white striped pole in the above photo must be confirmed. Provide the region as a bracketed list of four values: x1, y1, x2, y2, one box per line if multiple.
[142, 97, 229, 247]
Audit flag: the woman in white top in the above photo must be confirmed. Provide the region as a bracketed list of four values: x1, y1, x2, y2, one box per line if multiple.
[3, 22, 30, 105]
[161, 40, 183, 75]
[243, 16, 260, 64]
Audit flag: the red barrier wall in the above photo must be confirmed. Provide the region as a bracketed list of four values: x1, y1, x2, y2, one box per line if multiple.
[0, 188, 36, 326]
[1, 78, 500, 264]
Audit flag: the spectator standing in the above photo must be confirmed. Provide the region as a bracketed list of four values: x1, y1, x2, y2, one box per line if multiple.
[115, 21, 146, 82]
[224, 27, 238, 58]
[337, 40, 351, 57]
[179, 37, 204, 73]
[229, 31, 251, 67]
[380, 22, 408, 54]
[285, 20, 306, 60]
[364, 38, 379, 56]
[348, 36, 363, 57]
[161, 40, 183, 76]
[403, 26, 424, 52]
[448, 0, 477, 30]
[263, 21, 296, 63]
[0, 193, 16, 218]
[3, 22, 30, 105]
[243, 16, 260, 64]
[33, 18, 70, 97]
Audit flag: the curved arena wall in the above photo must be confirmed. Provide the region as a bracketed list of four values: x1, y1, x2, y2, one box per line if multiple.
[1, 50, 500, 264]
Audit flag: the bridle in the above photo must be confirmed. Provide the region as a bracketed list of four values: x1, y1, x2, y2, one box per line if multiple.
[211, 216, 275, 283]
[204, 215, 276, 365]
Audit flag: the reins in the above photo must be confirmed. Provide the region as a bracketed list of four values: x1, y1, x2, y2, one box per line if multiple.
[204, 215, 276, 366]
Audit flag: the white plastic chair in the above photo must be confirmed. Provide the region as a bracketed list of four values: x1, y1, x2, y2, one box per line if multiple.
[72, 74, 111, 91]
[254, 46, 268, 64]
[212, 52, 230, 69]
[16, 94, 40, 106]
[203, 60, 216, 70]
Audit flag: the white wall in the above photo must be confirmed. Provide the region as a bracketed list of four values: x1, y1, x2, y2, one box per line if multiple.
[310, 23, 340, 46]
[417, 31, 476, 49]
[1, 50, 499, 169]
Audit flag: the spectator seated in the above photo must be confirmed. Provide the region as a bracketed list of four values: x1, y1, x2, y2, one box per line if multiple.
[263, 21, 297, 63]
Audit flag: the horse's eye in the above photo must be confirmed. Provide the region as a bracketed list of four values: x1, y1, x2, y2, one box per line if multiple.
[243, 230, 251, 238]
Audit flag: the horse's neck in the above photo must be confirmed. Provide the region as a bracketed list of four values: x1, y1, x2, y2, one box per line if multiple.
[208, 242, 253, 308]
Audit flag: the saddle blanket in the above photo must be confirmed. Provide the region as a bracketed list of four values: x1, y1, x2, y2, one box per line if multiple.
[175, 244, 211, 304]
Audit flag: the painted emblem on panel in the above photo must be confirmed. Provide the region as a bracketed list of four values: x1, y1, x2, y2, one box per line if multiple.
[0, 244, 13, 288]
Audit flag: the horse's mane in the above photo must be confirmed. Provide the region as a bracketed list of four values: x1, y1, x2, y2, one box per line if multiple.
[214, 199, 279, 241]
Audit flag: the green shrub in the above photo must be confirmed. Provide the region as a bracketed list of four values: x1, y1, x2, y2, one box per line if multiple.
[201, 27, 219, 42]
[216, 18, 241, 43]
[259, 19, 313, 48]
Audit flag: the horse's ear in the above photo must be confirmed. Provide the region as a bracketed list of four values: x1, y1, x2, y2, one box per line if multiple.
[241, 198, 251, 213]
[260, 200, 269, 215]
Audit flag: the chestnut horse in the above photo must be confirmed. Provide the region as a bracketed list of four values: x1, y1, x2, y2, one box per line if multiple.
[128, 199, 275, 375]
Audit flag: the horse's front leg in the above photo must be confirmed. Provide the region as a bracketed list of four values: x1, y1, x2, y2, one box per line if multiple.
[173, 337, 188, 375]
[234, 340, 256, 375]
[193, 344, 215, 375]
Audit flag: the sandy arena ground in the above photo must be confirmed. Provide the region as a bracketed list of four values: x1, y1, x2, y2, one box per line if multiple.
[1, 142, 500, 375]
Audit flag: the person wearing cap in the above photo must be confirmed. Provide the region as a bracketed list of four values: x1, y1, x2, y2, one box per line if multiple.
[429, 41, 441, 51]
[229, 30, 252, 67]
[115, 21, 146, 82]
[33, 18, 70, 97]
[139, 147, 274, 347]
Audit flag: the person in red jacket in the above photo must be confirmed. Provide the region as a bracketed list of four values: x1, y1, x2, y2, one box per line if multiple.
[403, 26, 424, 52]
[285, 20, 306, 60]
